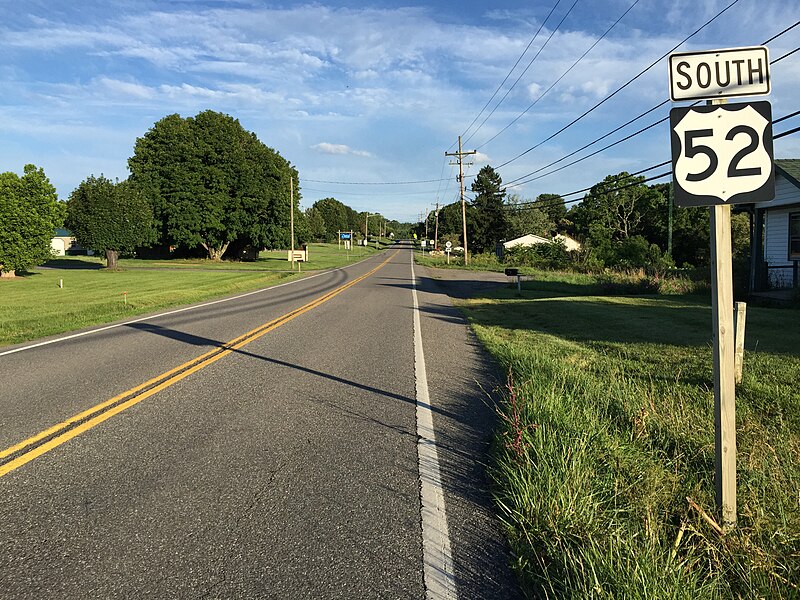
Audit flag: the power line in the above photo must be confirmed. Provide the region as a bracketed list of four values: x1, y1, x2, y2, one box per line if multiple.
[502, 41, 800, 189]
[493, 0, 742, 170]
[301, 177, 448, 185]
[504, 113, 800, 212]
[475, 0, 642, 151]
[775, 125, 800, 140]
[463, 0, 582, 146]
[762, 20, 800, 45]
[458, 0, 563, 143]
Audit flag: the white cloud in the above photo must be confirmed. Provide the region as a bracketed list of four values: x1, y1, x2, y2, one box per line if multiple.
[3, 0, 799, 221]
[312, 143, 372, 158]
[96, 77, 155, 100]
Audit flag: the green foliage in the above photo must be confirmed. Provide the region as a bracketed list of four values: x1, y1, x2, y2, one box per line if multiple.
[306, 206, 326, 241]
[505, 239, 571, 269]
[0, 164, 61, 275]
[128, 110, 297, 259]
[66, 175, 155, 266]
[571, 172, 662, 243]
[312, 197, 351, 241]
[505, 193, 552, 239]
[470, 165, 508, 253]
[459, 283, 800, 599]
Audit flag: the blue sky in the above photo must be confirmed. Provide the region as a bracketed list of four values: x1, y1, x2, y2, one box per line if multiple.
[2, 0, 799, 222]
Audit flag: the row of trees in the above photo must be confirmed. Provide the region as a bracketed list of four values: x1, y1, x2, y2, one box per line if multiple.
[421, 165, 747, 270]
[1, 111, 311, 273]
[0, 109, 416, 275]
[304, 197, 413, 243]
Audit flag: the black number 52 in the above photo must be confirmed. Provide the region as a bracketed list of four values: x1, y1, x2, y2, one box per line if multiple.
[683, 126, 761, 182]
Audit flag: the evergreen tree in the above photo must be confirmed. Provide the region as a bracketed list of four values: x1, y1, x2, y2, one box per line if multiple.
[470, 165, 507, 253]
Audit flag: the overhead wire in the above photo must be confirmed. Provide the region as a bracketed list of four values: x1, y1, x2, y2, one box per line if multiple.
[463, 0, 582, 146]
[493, 0, 743, 170]
[503, 108, 800, 212]
[475, 0, 642, 151]
[502, 39, 800, 189]
[457, 0, 563, 144]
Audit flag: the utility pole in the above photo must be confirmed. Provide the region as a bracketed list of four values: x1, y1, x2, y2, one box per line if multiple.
[424, 209, 430, 240]
[445, 136, 476, 265]
[290, 177, 295, 267]
[668, 183, 674, 258]
[432, 202, 440, 251]
[365, 212, 369, 246]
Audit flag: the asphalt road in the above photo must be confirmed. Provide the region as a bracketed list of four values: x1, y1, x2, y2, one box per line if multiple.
[0, 241, 520, 599]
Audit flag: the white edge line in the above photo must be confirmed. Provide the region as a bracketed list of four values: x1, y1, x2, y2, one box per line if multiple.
[0, 256, 378, 358]
[412, 257, 457, 599]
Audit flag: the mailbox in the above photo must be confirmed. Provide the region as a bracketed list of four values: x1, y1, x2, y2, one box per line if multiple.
[504, 268, 519, 276]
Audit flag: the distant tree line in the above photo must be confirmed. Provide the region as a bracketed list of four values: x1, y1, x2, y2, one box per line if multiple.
[420, 164, 749, 272]
[305, 197, 412, 243]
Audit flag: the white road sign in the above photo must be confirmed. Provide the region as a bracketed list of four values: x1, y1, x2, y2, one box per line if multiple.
[669, 46, 770, 102]
[670, 101, 774, 207]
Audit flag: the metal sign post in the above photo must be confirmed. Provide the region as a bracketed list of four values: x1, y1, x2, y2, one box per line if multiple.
[668, 47, 774, 531]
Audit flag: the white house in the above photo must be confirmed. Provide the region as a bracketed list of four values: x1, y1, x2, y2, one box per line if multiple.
[749, 159, 800, 291]
[503, 233, 582, 251]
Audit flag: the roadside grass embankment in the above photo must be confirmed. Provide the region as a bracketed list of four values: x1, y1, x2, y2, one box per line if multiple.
[0, 242, 386, 348]
[454, 276, 799, 598]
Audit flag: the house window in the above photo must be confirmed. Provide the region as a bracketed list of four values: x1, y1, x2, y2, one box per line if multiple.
[791, 213, 800, 260]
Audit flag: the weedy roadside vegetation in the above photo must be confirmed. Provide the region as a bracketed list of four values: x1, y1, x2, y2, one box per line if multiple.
[455, 277, 799, 599]
[416, 251, 710, 296]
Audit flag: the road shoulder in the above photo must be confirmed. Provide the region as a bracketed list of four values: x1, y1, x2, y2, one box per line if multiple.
[414, 264, 522, 598]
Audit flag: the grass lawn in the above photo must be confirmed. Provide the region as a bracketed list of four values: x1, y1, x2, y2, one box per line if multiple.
[42, 242, 385, 271]
[456, 279, 800, 599]
[0, 242, 387, 348]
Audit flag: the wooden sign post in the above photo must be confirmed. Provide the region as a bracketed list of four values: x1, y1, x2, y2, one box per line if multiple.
[710, 198, 737, 529]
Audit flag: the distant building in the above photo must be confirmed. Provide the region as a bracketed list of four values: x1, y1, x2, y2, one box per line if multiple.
[51, 228, 77, 256]
[503, 233, 581, 252]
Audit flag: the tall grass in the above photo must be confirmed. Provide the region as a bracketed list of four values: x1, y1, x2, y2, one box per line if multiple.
[416, 251, 708, 296]
[459, 285, 800, 598]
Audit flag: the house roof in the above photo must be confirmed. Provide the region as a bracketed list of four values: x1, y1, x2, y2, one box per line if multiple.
[503, 234, 550, 249]
[775, 159, 800, 189]
[54, 228, 73, 237]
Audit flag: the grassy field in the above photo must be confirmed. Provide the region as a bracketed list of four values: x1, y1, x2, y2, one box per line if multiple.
[455, 279, 799, 598]
[0, 242, 386, 348]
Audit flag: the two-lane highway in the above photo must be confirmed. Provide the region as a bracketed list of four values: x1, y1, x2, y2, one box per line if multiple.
[0, 242, 519, 599]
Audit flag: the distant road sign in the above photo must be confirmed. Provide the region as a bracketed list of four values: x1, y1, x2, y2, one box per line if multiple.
[669, 46, 769, 102]
[670, 101, 774, 207]
[445, 241, 452, 249]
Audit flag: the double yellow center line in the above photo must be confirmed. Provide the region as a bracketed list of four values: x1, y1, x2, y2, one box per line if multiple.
[0, 252, 397, 478]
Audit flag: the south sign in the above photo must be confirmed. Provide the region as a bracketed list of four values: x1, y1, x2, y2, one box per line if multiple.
[669, 46, 770, 102]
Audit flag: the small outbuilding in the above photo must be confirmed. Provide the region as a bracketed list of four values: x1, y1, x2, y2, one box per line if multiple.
[51, 228, 78, 256]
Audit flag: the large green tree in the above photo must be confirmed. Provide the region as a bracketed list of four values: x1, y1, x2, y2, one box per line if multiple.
[531, 193, 567, 229]
[306, 206, 326, 241]
[0, 164, 61, 277]
[66, 175, 155, 269]
[506, 193, 551, 239]
[470, 165, 507, 253]
[128, 110, 297, 259]
[312, 197, 350, 241]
